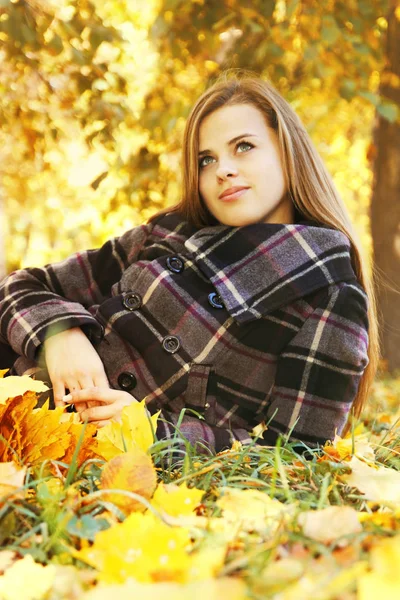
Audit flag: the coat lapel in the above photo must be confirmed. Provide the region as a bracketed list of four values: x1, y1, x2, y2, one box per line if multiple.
[184, 220, 356, 324]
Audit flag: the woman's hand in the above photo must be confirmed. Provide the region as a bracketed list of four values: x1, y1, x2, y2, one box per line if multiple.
[62, 387, 137, 426]
[43, 327, 110, 407]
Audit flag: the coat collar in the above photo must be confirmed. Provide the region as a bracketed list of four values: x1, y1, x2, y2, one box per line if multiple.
[183, 220, 356, 324]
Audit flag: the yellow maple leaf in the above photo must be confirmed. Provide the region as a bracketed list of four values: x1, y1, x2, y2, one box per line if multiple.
[96, 400, 160, 460]
[100, 448, 157, 514]
[0, 375, 48, 404]
[17, 400, 71, 464]
[0, 369, 9, 379]
[0, 392, 97, 468]
[60, 418, 99, 468]
[75, 511, 192, 584]
[150, 482, 204, 518]
[0, 555, 56, 600]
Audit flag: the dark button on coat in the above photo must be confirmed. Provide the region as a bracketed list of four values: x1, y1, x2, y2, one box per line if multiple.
[0, 212, 369, 454]
[117, 371, 137, 391]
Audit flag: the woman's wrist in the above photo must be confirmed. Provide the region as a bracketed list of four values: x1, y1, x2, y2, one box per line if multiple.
[43, 326, 84, 348]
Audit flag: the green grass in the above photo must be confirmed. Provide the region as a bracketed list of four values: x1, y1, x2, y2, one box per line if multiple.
[1, 371, 400, 598]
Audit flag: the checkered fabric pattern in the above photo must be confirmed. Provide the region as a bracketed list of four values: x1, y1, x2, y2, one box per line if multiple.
[0, 212, 369, 454]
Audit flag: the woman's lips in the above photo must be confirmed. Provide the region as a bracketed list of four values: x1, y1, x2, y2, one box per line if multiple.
[219, 188, 249, 202]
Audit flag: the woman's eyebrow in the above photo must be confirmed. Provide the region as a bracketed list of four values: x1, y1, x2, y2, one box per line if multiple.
[198, 133, 257, 157]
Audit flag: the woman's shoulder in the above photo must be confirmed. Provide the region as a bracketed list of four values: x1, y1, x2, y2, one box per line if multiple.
[294, 218, 353, 252]
[147, 209, 197, 234]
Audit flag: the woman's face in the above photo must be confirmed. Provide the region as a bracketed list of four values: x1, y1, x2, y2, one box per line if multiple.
[198, 103, 294, 227]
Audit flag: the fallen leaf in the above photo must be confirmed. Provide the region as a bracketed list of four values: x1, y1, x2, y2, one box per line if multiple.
[358, 535, 400, 599]
[49, 565, 88, 598]
[0, 392, 98, 468]
[0, 554, 56, 600]
[100, 447, 157, 513]
[151, 482, 204, 518]
[334, 435, 375, 462]
[323, 423, 376, 463]
[216, 487, 296, 535]
[0, 376, 48, 404]
[0, 462, 26, 501]
[342, 455, 400, 504]
[184, 546, 227, 582]
[96, 400, 160, 460]
[0, 462, 26, 490]
[297, 506, 362, 545]
[75, 511, 192, 584]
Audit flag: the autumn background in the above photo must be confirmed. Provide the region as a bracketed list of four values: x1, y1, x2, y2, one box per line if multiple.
[1, 0, 399, 370]
[1, 1, 400, 599]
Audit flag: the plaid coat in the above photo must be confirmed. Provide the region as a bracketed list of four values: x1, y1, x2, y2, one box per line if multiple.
[0, 212, 369, 454]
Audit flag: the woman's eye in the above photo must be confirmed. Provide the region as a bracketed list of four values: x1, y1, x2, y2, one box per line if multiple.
[237, 141, 253, 152]
[199, 156, 214, 168]
[199, 141, 253, 169]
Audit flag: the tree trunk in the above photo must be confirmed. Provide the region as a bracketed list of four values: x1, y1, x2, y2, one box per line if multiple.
[370, 0, 400, 372]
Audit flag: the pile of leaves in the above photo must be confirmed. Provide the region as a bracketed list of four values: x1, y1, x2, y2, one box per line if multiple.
[1, 370, 400, 599]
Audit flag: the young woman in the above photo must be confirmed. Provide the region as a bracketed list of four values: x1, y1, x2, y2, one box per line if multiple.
[0, 73, 379, 455]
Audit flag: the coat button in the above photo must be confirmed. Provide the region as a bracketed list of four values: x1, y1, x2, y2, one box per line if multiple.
[123, 292, 142, 311]
[87, 324, 105, 342]
[205, 402, 210, 409]
[166, 256, 184, 273]
[208, 292, 225, 309]
[162, 335, 181, 354]
[118, 372, 137, 391]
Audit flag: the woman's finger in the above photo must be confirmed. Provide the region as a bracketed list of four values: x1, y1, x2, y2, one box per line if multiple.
[63, 387, 135, 406]
[65, 379, 87, 411]
[78, 375, 100, 410]
[93, 369, 110, 390]
[52, 379, 66, 407]
[80, 402, 129, 422]
[65, 379, 80, 394]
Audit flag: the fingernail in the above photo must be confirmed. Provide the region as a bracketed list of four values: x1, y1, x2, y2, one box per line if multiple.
[62, 394, 72, 402]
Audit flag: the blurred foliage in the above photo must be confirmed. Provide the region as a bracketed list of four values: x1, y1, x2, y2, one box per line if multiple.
[0, 0, 398, 270]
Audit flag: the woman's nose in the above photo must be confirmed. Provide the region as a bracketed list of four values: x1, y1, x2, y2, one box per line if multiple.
[216, 160, 238, 180]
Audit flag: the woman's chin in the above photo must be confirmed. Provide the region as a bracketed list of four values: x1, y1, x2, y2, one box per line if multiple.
[215, 214, 261, 228]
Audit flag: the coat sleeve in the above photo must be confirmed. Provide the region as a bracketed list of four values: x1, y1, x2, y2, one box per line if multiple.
[258, 281, 370, 451]
[0, 222, 154, 361]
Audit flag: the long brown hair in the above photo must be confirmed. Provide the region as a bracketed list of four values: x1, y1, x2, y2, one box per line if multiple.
[149, 71, 380, 432]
